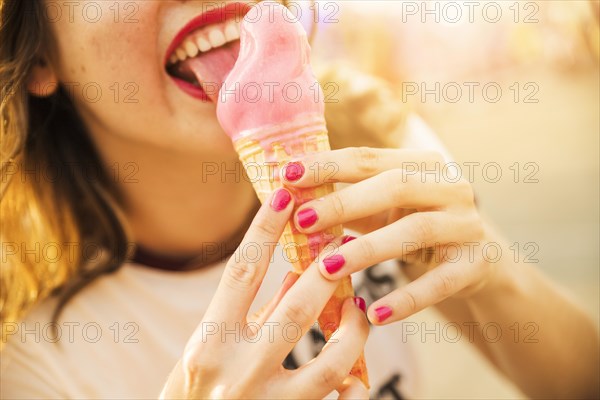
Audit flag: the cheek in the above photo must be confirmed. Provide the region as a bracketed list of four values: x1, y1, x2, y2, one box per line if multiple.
[50, 3, 158, 90]
[43, 2, 232, 153]
[47, 4, 168, 137]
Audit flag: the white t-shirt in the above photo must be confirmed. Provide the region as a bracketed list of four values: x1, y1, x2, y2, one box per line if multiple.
[1, 256, 420, 399]
[1, 115, 445, 399]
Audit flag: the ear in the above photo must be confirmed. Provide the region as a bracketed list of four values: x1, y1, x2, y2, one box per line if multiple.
[27, 58, 59, 97]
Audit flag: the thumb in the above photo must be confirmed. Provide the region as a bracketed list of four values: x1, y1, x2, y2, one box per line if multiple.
[247, 271, 299, 324]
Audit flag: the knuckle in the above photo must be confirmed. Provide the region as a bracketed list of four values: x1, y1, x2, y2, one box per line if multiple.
[318, 363, 347, 388]
[303, 160, 321, 185]
[353, 147, 379, 175]
[181, 349, 217, 381]
[419, 151, 444, 176]
[282, 300, 313, 325]
[400, 290, 418, 314]
[386, 169, 407, 203]
[434, 272, 456, 297]
[412, 215, 434, 242]
[329, 192, 346, 219]
[358, 238, 377, 260]
[224, 261, 258, 290]
[253, 217, 279, 238]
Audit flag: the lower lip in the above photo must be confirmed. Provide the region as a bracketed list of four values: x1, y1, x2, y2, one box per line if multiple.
[166, 2, 251, 103]
[171, 76, 211, 102]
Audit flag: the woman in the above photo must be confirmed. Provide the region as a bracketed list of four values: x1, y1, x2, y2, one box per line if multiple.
[1, 1, 598, 398]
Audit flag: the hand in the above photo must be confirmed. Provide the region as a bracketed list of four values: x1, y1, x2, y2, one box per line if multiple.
[282, 148, 492, 325]
[160, 189, 369, 399]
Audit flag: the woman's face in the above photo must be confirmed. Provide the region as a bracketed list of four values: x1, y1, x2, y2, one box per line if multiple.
[42, 0, 257, 155]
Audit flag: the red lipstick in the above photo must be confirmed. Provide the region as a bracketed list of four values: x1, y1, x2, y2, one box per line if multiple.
[164, 2, 251, 66]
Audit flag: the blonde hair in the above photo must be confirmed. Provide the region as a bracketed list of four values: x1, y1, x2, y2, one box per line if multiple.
[1, 1, 130, 331]
[0, 1, 407, 329]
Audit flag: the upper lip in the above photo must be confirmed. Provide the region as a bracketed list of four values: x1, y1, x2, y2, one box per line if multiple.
[164, 2, 252, 66]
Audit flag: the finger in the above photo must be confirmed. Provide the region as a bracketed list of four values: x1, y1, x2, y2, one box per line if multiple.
[249, 271, 300, 326]
[368, 256, 487, 324]
[201, 189, 294, 328]
[337, 376, 370, 400]
[281, 147, 445, 187]
[319, 211, 483, 280]
[293, 169, 474, 234]
[258, 238, 344, 361]
[291, 298, 369, 399]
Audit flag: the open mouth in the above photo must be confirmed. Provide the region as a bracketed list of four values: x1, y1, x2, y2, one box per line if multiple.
[165, 2, 251, 100]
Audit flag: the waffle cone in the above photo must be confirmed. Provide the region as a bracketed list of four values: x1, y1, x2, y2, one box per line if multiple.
[234, 120, 369, 388]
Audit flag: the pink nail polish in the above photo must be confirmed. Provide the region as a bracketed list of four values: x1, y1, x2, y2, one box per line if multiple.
[323, 254, 345, 274]
[284, 162, 305, 181]
[353, 297, 366, 313]
[374, 306, 392, 322]
[297, 208, 317, 229]
[342, 235, 356, 244]
[270, 189, 291, 212]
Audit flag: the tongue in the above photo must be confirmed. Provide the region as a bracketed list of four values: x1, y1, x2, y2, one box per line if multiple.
[186, 40, 240, 101]
[215, 2, 323, 141]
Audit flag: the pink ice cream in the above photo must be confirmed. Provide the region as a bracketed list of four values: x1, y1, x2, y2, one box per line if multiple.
[186, 1, 324, 141]
[215, 1, 324, 141]
[217, 2, 324, 140]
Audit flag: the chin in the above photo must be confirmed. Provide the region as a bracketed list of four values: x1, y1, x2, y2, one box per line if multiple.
[171, 129, 238, 158]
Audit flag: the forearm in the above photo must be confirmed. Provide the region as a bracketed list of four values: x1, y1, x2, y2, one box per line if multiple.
[437, 232, 599, 398]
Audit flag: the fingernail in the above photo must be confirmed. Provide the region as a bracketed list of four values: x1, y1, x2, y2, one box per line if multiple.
[270, 189, 292, 212]
[284, 162, 305, 181]
[323, 254, 345, 274]
[374, 306, 393, 323]
[342, 235, 356, 244]
[353, 297, 366, 313]
[297, 208, 318, 229]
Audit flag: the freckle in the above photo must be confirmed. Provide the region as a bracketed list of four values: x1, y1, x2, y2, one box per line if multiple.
[81, 65, 86, 72]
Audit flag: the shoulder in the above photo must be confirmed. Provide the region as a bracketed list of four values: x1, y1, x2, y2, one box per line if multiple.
[1, 262, 221, 398]
[1, 297, 67, 398]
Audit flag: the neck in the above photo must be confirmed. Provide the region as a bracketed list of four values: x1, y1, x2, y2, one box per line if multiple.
[90, 130, 257, 261]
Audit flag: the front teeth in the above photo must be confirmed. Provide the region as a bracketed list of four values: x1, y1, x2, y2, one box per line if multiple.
[224, 21, 240, 42]
[184, 39, 199, 58]
[175, 48, 187, 62]
[208, 29, 226, 48]
[196, 36, 211, 53]
[168, 20, 240, 65]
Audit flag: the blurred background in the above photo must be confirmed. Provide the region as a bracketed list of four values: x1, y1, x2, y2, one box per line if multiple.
[309, 0, 599, 398]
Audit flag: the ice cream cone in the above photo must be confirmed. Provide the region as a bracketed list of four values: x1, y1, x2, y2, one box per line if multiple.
[234, 114, 369, 387]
